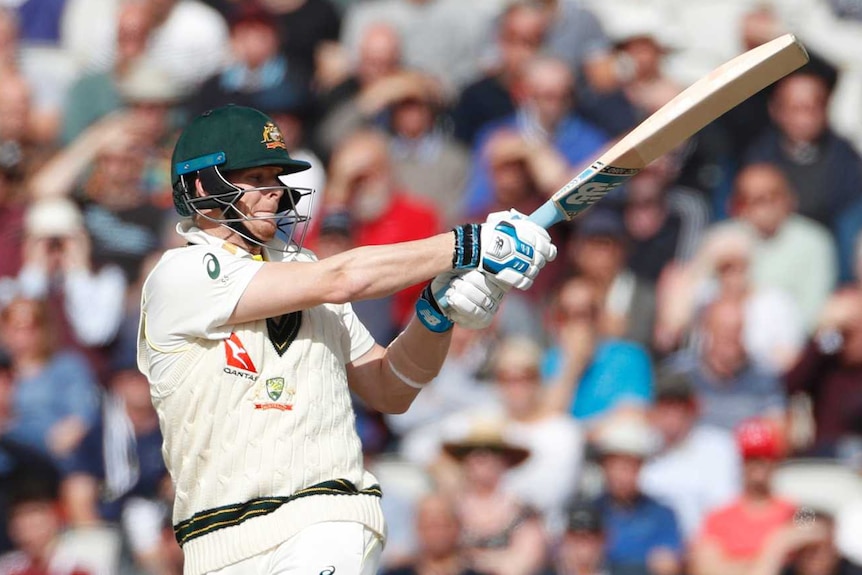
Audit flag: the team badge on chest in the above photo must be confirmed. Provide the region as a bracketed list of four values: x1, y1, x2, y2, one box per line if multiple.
[254, 377, 296, 411]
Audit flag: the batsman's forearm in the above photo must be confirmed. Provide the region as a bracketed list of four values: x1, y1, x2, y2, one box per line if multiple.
[319, 232, 455, 303]
[377, 318, 451, 413]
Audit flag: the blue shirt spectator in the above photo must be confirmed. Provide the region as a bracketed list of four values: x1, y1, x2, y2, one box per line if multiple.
[466, 111, 608, 217]
[6, 350, 101, 467]
[463, 56, 608, 218]
[590, 412, 684, 575]
[65, 410, 166, 522]
[543, 340, 653, 423]
[595, 493, 684, 570]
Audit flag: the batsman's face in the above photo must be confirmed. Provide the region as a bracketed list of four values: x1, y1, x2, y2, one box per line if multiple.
[230, 166, 287, 240]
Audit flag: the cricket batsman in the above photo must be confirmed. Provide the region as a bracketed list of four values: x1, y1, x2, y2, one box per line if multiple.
[137, 105, 556, 574]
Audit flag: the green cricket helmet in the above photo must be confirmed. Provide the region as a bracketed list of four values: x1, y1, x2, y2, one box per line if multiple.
[171, 105, 312, 219]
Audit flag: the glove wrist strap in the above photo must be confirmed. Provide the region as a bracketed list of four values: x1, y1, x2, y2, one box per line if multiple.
[415, 283, 454, 333]
[452, 224, 481, 269]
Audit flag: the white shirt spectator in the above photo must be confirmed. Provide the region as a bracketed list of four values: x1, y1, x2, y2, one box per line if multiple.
[400, 403, 585, 534]
[640, 424, 742, 540]
[62, 0, 228, 93]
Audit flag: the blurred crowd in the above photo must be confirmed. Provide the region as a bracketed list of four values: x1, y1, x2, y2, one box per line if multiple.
[1, 0, 862, 574]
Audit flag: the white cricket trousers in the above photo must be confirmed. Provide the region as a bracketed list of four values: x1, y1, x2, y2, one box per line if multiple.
[205, 521, 383, 575]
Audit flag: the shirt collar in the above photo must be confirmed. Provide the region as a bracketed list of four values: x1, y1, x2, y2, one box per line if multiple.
[175, 220, 295, 261]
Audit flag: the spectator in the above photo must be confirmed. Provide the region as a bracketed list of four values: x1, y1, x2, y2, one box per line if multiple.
[621, 151, 709, 285]
[382, 72, 471, 228]
[639, 368, 741, 540]
[382, 491, 486, 575]
[717, 6, 785, 166]
[60, 2, 152, 144]
[452, 1, 547, 147]
[572, 9, 678, 137]
[656, 226, 805, 373]
[590, 411, 684, 575]
[17, 198, 126, 364]
[441, 418, 548, 575]
[542, 276, 653, 427]
[743, 63, 862, 280]
[480, 130, 571, 219]
[63, 0, 230, 95]
[341, 0, 497, 92]
[567, 208, 657, 350]
[480, 129, 571, 301]
[320, 128, 441, 332]
[660, 296, 787, 432]
[0, 297, 101, 471]
[189, 8, 312, 119]
[0, 72, 53, 180]
[0, 471, 119, 575]
[720, 162, 837, 331]
[690, 418, 797, 575]
[61, 366, 169, 574]
[314, 22, 404, 159]
[0, 349, 58, 555]
[248, 0, 342, 81]
[549, 500, 609, 575]
[403, 336, 584, 533]
[539, 0, 618, 98]
[465, 56, 608, 218]
[751, 511, 862, 575]
[785, 288, 862, 456]
[4, 3, 79, 147]
[28, 110, 172, 283]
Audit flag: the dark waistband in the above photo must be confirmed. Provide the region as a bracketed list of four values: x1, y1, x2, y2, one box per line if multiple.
[174, 478, 382, 546]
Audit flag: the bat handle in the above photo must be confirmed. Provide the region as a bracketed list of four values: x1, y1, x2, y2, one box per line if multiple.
[528, 200, 565, 230]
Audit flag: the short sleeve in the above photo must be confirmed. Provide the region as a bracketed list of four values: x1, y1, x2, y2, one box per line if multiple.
[142, 247, 264, 347]
[340, 301, 375, 363]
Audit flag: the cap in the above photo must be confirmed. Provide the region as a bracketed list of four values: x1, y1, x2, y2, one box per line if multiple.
[24, 197, 84, 238]
[442, 418, 530, 468]
[171, 105, 311, 187]
[577, 208, 626, 239]
[565, 500, 603, 533]
[592, 412, 660, 459]
[735, 418, 785, 460]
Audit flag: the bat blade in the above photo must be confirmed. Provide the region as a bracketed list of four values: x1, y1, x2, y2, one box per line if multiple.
[529, 33, 810, 229]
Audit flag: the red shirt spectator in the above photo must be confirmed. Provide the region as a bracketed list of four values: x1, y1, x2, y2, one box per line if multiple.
[691, 418, 796, 575]
[698, 497, 796, 560]
[354, 190, 440, 325]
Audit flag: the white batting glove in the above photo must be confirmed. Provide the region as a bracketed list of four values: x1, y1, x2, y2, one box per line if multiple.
[416, 271, 510, 332]
[452, 209, 557, 291]
[442, 271, 509, 330]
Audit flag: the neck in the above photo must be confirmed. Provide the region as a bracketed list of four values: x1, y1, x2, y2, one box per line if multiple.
[742, 490, 772, 506]
[198, 218, 264, 256]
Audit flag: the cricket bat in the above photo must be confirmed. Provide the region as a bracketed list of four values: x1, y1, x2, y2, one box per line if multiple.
[528, 33, 810, 229]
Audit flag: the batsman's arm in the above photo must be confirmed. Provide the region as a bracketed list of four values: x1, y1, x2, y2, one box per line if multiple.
[230, 233, 455, 323]
[346, 316, 452, 414]
[231, 215, 554, 324]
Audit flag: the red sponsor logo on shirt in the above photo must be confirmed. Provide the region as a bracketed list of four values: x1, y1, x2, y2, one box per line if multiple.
[224, 333, 257, 377]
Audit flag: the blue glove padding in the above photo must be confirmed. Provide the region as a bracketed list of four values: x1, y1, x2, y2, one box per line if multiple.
[452, 209, 556, 291]
[415, 277, 454, 333]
